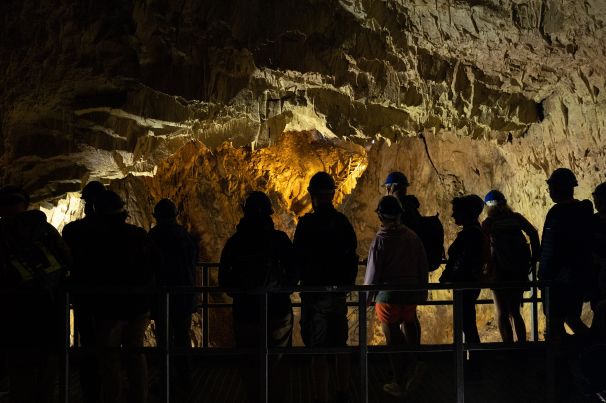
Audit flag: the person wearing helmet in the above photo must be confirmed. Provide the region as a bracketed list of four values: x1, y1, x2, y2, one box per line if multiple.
[539, 168, 593, 340]
[384, 171, 410, 200]
[148, 198, 198, 397]
[440, 195, 488, 345]
[294, 172, 358, 403]
[219, 191, 296, 401]
[82, 190, 153, 403]
[482, 190, 540, 343]
[364, 196, 428, 397]
[62, 181, 106, 403]
[589, 183, 606, 340]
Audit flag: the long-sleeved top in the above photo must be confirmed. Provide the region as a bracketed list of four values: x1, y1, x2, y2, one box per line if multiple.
[293, 204, 358, 287]
[364, 224, 429, 304]
[219, 215, 296, 320]
[440, 223, 487, 283]
[482, 211, 540, 281]
[539, 199, 593, 286]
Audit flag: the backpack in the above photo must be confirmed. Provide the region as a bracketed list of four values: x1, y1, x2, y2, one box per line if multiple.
[416, 215, 445, 272]
[488, 216, 531, 277]
[0, 221, 67, 300]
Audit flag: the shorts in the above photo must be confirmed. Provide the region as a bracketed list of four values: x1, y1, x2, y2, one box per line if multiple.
[375, 303, 417, 324]
[300, 293, 348, 347]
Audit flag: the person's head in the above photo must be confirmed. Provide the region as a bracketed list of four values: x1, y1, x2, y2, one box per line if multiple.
[484, 189, 511, 216]
[0, 185, 29, 218]
[593, 182, 606, 215]
[451, 194, 484, 226]
[93, 190, 127, 222]
[308, 172, 336, 209]
[384, 171, 409, 200]
[81, 181, 106, 216]
[376, 195, 403, 225]
[547, 168, 577, 203]
[401, 195, 421, 218]
[242, 191, 273, 218]
[153, 198, 178, 224]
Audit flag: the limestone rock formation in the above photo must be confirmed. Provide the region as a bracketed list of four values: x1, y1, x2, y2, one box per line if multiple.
[2, 0, 606, 343]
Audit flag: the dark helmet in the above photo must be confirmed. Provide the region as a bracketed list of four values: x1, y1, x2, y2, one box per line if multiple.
[384, 171, 409, 187]
[547, 168, 578, 188]
[593, 182, 606, 198]
[308, 172, 336, 194]
[376, 195, 403, 219]
[484, 190, 507, 207]
[243, 191, 273, 216]
[452, 194, 484, 219]
[94, 190, 126, 216]
[153, 198, 178, 220]
[81, 181, 106, 202]
[0, 185, 29, 207]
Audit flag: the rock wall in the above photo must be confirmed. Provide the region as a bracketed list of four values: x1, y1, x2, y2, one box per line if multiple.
[2, 0, 606, 343]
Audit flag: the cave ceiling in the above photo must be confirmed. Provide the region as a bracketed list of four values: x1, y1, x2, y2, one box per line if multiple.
[2, 0, 606, 258]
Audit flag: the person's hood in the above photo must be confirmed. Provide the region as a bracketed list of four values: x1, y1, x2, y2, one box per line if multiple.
[236, 215, 274, 233]
[375, 224, 410, 239]
[1, 210, 50, 243]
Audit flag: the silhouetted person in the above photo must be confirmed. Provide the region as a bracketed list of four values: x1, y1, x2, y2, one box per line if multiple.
[482, 190, 540, 343]
[589, 182, 606, 340]
[539, 168, 593, 340]
[295, 172, 358, 403]
[440, 195, 487, 344]
[364, 196, 428, 397]
[87, 191, 153, 403]
[219, 191, 296, 402]
[0, 186, 69, 403]
[62, 180, 106, 403]
[384, 173, 445, 342]
[148, 198, 197, 398]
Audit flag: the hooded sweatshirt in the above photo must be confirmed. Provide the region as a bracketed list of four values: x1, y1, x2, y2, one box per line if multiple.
[364, 224, 429, 304]
[539, 199, 594, 286]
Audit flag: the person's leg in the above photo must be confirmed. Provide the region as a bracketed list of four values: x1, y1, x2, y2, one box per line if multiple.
[332, 300, 351, 402]
[96, 319, 123, 403]
[171, 312, 193, 391]
[122, 313, 151, 403]
[565, 289, 590, 336]
[493, 290, 514, 343]
[269, 310, 293, 402]
[462, 289, 481, 343]
[509, 289, 527, 342]
[75, 306, 101, 403]
[382, 322, 406, 385]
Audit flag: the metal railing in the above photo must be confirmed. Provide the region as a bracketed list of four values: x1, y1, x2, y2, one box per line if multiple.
[53, 262, 555, 403]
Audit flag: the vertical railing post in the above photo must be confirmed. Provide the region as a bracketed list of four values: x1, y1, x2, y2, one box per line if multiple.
[203, 265, 210, 349]
[453, 288, 465, 403]
[530, 263, 539, 342]
[259, 291, 269, 403]
[63, 290, 70, 403]
[358, 290, 368, 403]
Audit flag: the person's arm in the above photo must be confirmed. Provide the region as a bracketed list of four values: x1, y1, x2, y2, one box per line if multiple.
[517, 213, 541, 264]
[364, 237, 380, 304]
[277, 231, 298, 286]
[480, 219, 496, 281]
[342, 216, 359, 285]
[218, 237, 235, 287]
[538, 211, 558, 281]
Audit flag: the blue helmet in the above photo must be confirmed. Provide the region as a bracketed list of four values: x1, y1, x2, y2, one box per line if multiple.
[484, 190, 506, 207]
[384, 171, 409, 187]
